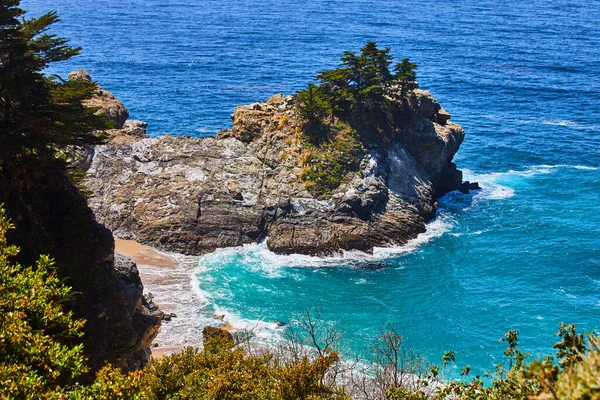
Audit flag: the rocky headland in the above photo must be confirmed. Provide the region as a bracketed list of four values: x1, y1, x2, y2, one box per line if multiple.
[82, 71, 474, 256]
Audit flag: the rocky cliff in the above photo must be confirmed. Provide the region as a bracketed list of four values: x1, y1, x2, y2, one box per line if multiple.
[0, 71, 162, 372]
[85, 74, 470, 256]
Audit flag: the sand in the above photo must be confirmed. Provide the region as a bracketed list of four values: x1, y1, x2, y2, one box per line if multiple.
[114, 236, 177, 267]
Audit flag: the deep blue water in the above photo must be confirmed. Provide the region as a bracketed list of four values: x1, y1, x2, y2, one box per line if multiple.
[24, 0, 600, 377]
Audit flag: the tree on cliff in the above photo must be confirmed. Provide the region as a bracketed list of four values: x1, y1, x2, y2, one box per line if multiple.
[316, 42, 394, 113]
[296, 42, 418, 121]
[394, 58, 418, 101]
[296, 83, 330, 131]
[0, 0, 107, 163]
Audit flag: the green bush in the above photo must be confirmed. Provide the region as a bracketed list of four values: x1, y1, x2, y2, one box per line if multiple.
[0, 206, 141, 399]
[141, 337, 350, 400]
[299, 123, 363, 198]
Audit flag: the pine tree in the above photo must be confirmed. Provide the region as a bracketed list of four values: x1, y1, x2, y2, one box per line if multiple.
[394, 57, 418, 101]
[0, 0, 107, 163]
[295, 83, 330, 125]
[316, 42, 394, 113]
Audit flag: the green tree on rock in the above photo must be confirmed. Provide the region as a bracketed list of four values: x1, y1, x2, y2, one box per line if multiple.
[317, 41, 394, 113]
[295, 82, 330, 127]
[394, 57, 418, 101]
[0, 0, 107, 163]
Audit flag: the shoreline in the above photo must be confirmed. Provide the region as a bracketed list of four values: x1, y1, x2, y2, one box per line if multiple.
[113, 236, 184, 358]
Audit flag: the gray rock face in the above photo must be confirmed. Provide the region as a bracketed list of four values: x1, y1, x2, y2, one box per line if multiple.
[86, 89, 465, 256]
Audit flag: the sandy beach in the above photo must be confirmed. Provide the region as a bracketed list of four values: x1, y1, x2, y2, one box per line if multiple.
[114, 236, 183, 358]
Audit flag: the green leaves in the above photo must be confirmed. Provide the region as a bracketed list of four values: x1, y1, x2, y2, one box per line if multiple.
[0, 0, 108, 163]
[394, 58, 418, 100]
[0, 205, 141, 398]
[295, 82, 331, 127]
[554, 322, 585, 368]
[141, 341, 348, 400]
[316, 41, 397, 113]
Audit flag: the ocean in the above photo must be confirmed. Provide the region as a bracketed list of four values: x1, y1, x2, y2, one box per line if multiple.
[23, 0, 600, 377]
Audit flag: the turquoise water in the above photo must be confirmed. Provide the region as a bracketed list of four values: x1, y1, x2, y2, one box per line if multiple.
[24, 0, 600, 375]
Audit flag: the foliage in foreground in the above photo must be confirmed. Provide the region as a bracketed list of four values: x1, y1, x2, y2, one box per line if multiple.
[387, 325, 600, 400]
[143, 338, 349, 400]
[0, 206, 141, 399]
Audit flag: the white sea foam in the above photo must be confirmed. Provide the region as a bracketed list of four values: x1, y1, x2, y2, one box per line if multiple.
[461, 163, 598, 203]
[195, 214, 455, 272]
[139, 253, 210, 348]
[517, 118, 600, 132]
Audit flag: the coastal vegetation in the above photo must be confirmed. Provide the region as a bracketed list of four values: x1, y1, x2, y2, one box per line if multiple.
[298, 122, 363, 198]
[294, 42, 418, 197]
[0, 1, 108, 164]
[0, 206, 141, 398]
[296, 42, 417, 120]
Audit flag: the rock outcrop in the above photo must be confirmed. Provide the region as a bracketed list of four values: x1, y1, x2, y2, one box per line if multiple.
[85, 78, 469, 256]
[69, 69, 129, 128]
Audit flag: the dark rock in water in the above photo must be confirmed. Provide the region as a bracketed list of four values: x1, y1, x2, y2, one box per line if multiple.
[459, 181, 482, 194]
[271, 320, 287, 327]
[203, 326, 234, 344]
[162, 312, 177, 321]
[435, 162, 463, 199]
[358, 262, 389, 271]
[85, 82, 466, 256]
[0, 157, 161, 372]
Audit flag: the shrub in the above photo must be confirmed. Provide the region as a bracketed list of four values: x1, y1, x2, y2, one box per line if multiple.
[0, 205, 141, 399]
[299, 123, 363, 198]
[141, 337, 350, 400]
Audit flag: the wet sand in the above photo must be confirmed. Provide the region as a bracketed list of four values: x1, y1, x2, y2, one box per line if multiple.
[114, 236, 177, 267]
[113, 236, 184, 359]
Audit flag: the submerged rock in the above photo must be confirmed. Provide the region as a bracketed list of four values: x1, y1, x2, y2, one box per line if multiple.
[85, 78, 470, 256]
